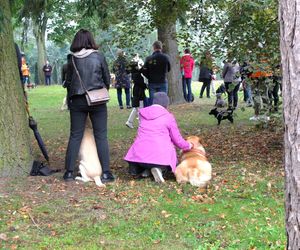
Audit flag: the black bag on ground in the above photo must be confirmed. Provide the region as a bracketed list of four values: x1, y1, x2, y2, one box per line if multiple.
[30, 160, 60, 176]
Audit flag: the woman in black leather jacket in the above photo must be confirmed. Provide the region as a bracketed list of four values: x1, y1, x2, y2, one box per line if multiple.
[63, 29, 114, 183]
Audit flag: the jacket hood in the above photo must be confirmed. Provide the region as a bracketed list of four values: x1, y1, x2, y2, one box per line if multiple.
[139, 105, 169, 120]
[72, 49, 98, 58]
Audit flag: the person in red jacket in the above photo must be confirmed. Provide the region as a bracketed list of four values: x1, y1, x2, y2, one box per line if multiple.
[180, 49, 195, 102]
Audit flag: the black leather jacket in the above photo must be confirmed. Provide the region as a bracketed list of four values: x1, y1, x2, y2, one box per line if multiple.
[65, 51, 110, 98]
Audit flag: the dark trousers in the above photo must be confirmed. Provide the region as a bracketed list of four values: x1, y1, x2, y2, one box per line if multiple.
[65, 95, 110, 173]
[182, 78, 192, 102]
[117, 87, 130, 107]
[199, 78, 211, 98]
[268, 81, 280, 110]
[45, 75, 51, 85]
[128, 161, 170, 176]
[225, 82, 240, 108]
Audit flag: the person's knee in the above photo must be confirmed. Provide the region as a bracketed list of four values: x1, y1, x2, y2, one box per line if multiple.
[70, 129, 85, 140]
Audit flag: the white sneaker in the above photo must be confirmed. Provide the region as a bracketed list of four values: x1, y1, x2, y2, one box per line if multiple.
[125, 121, 134, 129]
[259, 115, 270, 122]
[151, 168, 165, 183]
[249, 116, 259, 121]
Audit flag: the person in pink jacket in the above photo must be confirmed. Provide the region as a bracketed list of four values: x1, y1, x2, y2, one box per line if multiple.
[124, 92, 192, 183]
[180, 49, 195, 102]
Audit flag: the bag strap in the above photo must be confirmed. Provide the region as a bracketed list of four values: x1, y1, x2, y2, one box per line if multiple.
[72, 56, 88, 92]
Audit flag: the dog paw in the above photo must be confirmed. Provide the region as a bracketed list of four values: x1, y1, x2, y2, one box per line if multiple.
[96, 183, 106, 188]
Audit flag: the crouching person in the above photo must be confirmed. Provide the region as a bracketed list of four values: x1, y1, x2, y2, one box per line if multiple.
[124, 92, 192, 183]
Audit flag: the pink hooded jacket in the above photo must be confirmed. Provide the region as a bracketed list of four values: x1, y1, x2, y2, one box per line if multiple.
[124, 105, 190, 172]
[180, 54, 195, 78]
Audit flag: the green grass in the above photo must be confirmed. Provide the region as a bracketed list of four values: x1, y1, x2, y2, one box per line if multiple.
[0, 84, 285, 249]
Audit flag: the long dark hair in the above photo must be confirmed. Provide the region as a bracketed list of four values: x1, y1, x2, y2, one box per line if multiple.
[70, 29, 99, 53]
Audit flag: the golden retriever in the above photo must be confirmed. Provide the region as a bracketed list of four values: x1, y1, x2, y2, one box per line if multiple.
[175, 136, 212, 188]
[75, 117, 105, 187]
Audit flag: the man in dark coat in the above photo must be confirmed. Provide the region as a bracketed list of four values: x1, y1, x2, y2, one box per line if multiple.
[43, 60, 53, 85]
[142, 41, 171, 104]
[199, 52, 213, 98]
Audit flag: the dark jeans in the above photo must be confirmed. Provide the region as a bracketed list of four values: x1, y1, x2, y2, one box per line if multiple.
[268, 81, 280, 110]
[225, 82, 240, 108]
[182, 78, 192, 102]
[148, 83, 168, 105]
[45, 75, 51, 85]
[65, 95, 110, 173]
[199, 78, 211, 98]
[117, 88, 130, 107]
[128, 161, 170, 176]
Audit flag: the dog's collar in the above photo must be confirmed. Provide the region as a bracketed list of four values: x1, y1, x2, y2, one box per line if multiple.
[180, 148, 207, 161]
[188, 148, 207, 157]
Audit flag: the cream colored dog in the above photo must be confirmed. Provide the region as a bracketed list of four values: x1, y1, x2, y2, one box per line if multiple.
[75, 117, 105, 187]
[61, 96, 68, 111]
[175, 136, 212, 188]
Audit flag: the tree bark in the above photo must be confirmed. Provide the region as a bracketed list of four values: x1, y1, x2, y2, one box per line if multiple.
[0, 0, 33, 176]
[33, 19, 47, 85]
[280, 0, 300, 248]
[158, 23, 185, 104]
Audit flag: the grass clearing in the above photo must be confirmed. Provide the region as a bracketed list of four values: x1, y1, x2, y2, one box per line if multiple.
[0, 84, 285, 249]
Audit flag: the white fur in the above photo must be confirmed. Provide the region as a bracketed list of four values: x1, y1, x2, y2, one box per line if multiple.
[75, 122, 105, 187]
[189, 160, 212, 187]
[61, 97, 68, 111]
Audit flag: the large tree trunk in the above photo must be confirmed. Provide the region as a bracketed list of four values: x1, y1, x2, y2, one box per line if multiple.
[158, 23, 185, 104]
[33, 20, 47, 85]
[0, 0, 33, 176]
[280, 0, 300, 248]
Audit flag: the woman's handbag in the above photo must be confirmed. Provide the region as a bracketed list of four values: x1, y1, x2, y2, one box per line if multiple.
[72, 57, 110, 106]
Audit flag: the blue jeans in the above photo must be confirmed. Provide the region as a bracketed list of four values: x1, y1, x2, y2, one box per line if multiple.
[45, 75, 51, 85]
[148, 83, 168, 105]
[245, 85, 253, 104]
[182, 78, 192, 102]
[117, 88, 130, 108]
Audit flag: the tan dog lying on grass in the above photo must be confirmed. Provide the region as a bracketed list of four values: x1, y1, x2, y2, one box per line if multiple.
[75, 117, 105, 187]
[175, 136, 212, 188]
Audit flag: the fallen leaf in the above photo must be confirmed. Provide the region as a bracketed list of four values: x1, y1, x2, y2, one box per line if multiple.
[0, 233, 8, 241]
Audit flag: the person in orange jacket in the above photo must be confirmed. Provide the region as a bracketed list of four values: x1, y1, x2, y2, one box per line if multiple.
[248, 60, 273, 120]
[21, 57, 30, 87]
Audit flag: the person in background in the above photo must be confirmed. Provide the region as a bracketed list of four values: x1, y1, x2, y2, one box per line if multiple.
[142, 41, 171, 104]
[210, 69, 217, 96]
[240, 61, 253, 107]
[61, 54, 72, 110]
[248, 60, 272, 121]
[124, 92, 193, 183]
[180, 48, 195, 102]
[199, 51, 213, 98]
[125, 54, 148, 129]
[21, 57, 30, 87]
[63, 29, 114, 183]
[43, 60, 53, 85]
[62, 54, 72, 86]
[222, 59, 235, 108]
[113, 49, 131, 109]
[269, 64, 281, 112]
[231, 60, 242, 109]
